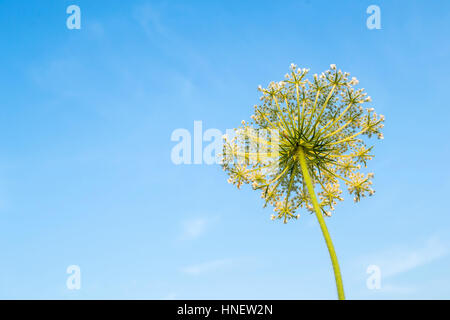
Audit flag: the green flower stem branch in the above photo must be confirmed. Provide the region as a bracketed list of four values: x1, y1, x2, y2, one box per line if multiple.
[297, 146, 345, 300]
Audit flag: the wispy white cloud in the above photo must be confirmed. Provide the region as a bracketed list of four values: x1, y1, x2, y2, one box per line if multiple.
[379, 284, 416, 295]
[133, 3, 167, 37]
[181, 259, 232, 275]
[180, 217, 218, 240]
[30, 58, 85, 97]
[360, 236, 448, 279]
[131, 3, 225, 91]
[181, 218, 207, 240]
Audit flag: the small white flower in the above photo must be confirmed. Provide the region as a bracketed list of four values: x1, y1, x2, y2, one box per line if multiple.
[330, 64, 336, 70]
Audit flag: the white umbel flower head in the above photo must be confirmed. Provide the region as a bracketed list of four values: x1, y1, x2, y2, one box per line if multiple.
[222, 64, 385, 223]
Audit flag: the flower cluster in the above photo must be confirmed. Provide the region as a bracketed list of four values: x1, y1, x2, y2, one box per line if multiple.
[222, 64, 384, 223]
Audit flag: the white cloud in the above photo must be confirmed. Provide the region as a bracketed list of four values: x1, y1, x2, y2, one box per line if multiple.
[361, 236, 448, 279]
[180, 216, 219, 240]
[380, 284, 416, 295]
[133, 3, 167, 37]
[180, 218, 208, 240]
[181, 259, 232, 275]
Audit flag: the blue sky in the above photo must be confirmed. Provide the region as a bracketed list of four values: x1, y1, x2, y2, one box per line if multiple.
[0, 0, 449, 299]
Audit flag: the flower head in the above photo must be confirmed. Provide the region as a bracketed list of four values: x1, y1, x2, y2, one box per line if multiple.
[222, 64, 384, 223]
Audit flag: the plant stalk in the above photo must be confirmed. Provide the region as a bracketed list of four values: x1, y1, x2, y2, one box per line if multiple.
[297, 147, 346, 300]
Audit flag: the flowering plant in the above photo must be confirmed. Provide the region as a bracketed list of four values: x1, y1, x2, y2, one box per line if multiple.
[222, 64, 384, 299]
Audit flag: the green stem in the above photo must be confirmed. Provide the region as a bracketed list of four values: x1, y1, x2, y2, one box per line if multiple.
[297, 147, 346, 300]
